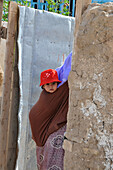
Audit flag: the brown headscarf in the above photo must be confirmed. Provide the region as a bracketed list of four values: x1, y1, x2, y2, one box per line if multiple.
[29, 81, 69, 146]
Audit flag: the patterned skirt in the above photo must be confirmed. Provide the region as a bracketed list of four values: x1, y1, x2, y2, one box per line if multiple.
[36, 125, 66, 170]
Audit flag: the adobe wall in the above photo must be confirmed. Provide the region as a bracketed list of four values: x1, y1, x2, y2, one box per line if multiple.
[0, 22, 7, 97]
[64, 3, 113, 170]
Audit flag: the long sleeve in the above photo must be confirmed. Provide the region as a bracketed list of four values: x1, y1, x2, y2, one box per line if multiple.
[56, 52, 72, 87]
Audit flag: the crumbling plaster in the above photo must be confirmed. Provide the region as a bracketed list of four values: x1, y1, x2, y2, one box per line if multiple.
[64, 3, 113, 170]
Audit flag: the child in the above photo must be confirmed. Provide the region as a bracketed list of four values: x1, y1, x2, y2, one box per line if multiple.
[29, 52, 72, 170]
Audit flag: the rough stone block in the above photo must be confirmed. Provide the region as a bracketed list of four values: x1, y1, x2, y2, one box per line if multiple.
[63, 139, 73, 152]
[64, 3, 113, 170]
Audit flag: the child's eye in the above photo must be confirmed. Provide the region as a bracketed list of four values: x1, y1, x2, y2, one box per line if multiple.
[46, 83, 49, 85]
[52, 82, 56, 85]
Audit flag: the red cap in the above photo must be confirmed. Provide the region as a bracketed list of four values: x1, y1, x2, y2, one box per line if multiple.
[40, 69, 61, 86]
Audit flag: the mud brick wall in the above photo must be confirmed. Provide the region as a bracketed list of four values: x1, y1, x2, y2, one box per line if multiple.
[64, 3, 113, 170]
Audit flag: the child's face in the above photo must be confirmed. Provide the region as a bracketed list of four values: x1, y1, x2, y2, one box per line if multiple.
[43, 82, 57, 93]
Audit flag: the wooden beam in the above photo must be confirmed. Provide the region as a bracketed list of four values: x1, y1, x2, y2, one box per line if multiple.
[6, 26, 19, 169]
[6, 36, 19, 169]
[0, 2, 18, 170]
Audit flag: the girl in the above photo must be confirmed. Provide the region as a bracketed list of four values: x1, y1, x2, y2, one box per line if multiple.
[29, 52, 72, 170]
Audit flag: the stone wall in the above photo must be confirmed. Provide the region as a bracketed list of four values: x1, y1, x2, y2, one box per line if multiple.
[64, 3, 113, 170]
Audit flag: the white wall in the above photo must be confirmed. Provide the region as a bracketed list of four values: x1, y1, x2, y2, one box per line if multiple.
[16, 6, 75, 170]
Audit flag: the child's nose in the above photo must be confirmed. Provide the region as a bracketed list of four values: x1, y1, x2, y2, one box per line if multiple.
[50, 83, 53, 86]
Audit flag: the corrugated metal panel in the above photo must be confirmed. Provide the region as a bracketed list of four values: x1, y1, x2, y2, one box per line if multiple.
[16, 6, 75, 170]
